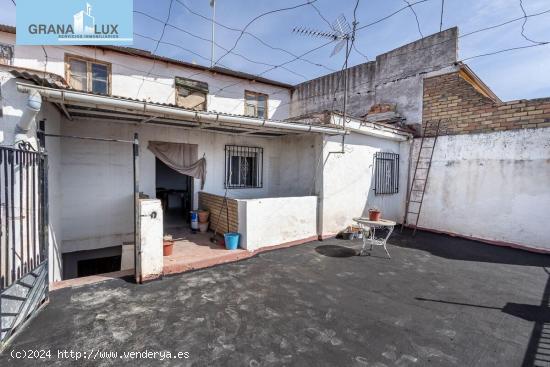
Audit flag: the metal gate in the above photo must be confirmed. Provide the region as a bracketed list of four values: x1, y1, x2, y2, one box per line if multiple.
[0, 142, 48, 345]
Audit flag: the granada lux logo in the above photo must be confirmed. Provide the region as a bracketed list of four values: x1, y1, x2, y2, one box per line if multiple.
[28, 2, 119, 38]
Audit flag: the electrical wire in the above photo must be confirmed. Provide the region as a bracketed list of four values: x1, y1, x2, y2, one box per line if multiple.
[174, 0, 335, 72]
[439, 0, 445, 31]
[519, 0, 547, 44]
[309, 2, 333, 30]
[135, 0, 175, 98]
[356, 0, 430, 31]
[212, 0, 319, 66]
[403, 0, 424, 38]
[134, 10, 308, 80]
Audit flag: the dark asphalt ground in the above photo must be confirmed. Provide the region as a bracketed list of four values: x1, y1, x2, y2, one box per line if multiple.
[1, 229, 549, 366]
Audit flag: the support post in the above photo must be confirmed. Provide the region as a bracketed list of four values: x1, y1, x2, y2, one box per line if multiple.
[133, 133, 141, 283]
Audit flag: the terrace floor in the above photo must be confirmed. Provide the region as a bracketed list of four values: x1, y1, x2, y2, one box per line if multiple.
[1, 229, 549, 366]
[162, 227, 249, 275]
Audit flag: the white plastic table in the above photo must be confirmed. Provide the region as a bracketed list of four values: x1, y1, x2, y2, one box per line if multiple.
[353, 218, 396, 258]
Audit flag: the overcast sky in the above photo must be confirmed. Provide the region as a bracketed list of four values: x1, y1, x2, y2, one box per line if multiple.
[1, 0, 549, 101]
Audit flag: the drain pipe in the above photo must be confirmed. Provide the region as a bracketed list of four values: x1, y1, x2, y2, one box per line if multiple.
[14, 90, 42, 146]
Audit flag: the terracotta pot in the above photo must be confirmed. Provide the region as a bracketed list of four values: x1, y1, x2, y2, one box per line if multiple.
[163, 240, 174, 256]
[198, 210, 209, 223]
[368, 209, 381, 221]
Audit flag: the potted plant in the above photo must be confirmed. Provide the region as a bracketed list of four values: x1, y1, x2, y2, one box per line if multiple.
[163, 234, 174, 256]
[368, 207, 381, 221]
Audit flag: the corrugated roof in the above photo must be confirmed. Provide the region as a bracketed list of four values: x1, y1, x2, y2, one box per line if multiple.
[0, 24, 292, 89]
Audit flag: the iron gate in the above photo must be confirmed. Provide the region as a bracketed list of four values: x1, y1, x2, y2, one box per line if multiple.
[0, 142, 48, 344]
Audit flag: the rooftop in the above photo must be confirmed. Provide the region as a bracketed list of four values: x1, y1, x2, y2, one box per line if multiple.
[0, 24, 292, 89]
[2, 230, 548, 366]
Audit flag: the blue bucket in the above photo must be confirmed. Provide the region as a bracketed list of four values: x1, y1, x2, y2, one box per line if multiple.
[224, 232, 240, 250]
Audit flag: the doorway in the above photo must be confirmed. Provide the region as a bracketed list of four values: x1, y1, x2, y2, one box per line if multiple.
[155, 158, 193, 229]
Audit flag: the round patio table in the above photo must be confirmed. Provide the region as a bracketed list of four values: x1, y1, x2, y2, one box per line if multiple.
[352, 218, 396, 258]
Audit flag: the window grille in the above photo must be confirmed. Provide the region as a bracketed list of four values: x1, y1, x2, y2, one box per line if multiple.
[374, 152, 399, 195]
[225, 145, 263, 189]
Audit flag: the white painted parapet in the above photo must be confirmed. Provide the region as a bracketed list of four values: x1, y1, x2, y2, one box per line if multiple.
[137, 199, 163, 282]
[238, 196, 318, 252]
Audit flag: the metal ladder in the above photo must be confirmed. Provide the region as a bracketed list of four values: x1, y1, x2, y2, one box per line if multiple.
[402, 119, 442, 235]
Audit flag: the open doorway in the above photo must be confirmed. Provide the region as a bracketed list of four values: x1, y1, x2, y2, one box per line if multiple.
[155, 158, 193, 229]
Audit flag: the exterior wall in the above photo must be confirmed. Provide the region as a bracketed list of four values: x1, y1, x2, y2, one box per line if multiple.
[423, 71, 550, 135]
[417, 71, 550, 251]
[237, 196, 317, 252]
[0, 32, 291, 120]
[290, 28, 459, 126]
[54, 116, 317, 256]
[320, 132, 410, 236]
[0, 70, 63, 282]
[199, 192, 239, 234]
[410, 128, 550, 252]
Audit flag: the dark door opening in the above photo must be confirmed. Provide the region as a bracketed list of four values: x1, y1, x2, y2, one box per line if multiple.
[77, 256, 122, 277]
[155, 158, 193, 228]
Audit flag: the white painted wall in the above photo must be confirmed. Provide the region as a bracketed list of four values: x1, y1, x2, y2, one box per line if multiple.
[0, 70, 63, 282]
[238, 196, 318, 251]
[320, 132, 410, 236]
[410, 128, 550, 251]
[54, 116, 316, 255]
[0, 32, 291, 120]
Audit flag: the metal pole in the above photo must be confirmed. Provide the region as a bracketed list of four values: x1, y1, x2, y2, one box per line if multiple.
[341, 37, 349, 151]
[211, 0, 216, 68]
[133, 133, 140, 283]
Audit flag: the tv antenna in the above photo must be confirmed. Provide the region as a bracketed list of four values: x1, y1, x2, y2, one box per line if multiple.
[293, 14, 357, 132]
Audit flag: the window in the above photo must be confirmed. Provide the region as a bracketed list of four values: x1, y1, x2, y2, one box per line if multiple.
[65, 54, 111, 95]
[244, 91, 268, 118]
[225, 145, 263, 189]
[175, 77, 208, 111]
[374, 152, 399, 195]
[0, 43, 14, 65]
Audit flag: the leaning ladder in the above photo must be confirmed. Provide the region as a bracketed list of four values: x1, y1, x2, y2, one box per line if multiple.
[402, 119, 442, 236]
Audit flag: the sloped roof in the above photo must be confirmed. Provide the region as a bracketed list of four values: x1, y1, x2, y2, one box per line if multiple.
[0, 24, 292, 89]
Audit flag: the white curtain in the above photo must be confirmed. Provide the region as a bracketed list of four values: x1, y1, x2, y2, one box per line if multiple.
[147, 141, 206, 189]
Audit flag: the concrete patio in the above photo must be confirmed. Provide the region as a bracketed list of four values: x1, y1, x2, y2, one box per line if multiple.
[1, 230, 549, 366]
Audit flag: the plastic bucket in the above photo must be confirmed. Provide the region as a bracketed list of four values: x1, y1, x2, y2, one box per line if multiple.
[190, 211, 199, 229]
[224, 232, 240, 250]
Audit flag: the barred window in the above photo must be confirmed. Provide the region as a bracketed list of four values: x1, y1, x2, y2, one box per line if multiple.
[374, 152, 399, 195]
[225, 145, 263, 189]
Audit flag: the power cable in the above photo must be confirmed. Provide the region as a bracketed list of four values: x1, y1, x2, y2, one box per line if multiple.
[439, 0, 445, 31]
[519, 0, 547, 44]
[212, 0, 319, 66]
[135, 0, 175, 98]
[356, 0, 430, 31]
[134, 10, 308, 80]
[174, 0, 335, 72]
[403, 0, 424, 38]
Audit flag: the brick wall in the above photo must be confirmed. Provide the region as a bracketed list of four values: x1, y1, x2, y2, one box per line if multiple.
[422, 71, 550, 136]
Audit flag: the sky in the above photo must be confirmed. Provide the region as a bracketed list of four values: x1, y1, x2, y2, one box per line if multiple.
[1, 0, 549, 101]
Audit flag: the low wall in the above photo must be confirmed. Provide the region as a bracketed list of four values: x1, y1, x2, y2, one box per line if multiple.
[410, 128, 550, 252]
[238, 196, 317, 251]
[198, 192, 239, 234]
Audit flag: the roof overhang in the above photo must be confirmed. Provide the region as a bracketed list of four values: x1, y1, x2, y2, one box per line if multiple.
[16, 83, 345, 137]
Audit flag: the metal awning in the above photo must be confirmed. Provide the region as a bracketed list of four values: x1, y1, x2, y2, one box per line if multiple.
[17, 83, 346, 137]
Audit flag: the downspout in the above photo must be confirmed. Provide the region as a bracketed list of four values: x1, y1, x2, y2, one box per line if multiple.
[14, 89, 42, 147]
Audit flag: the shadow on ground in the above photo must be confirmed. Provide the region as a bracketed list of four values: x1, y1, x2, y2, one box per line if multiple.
[1, 229, 549, 366]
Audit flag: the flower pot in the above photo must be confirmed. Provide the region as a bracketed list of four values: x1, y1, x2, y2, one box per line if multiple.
[198, 210, 209, 223]
[199, 221, 209, 233]
[368, 209, 381, 221]
[163, 240, 173, 256]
